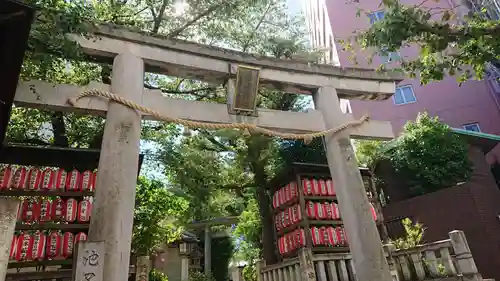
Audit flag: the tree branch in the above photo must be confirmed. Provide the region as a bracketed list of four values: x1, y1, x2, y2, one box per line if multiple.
[175, 79, 186, 91]
[133, 7, 149, 16]
[153, 0, 170, 33]
[7, 138, 50, 146]
[415, 19, 500, 41]
[51, 112, 69, 147]
[149, 6, 157, 19]
[165, 3, 225, 38]
[416, 0, 430, 8]
[144, 83, 216, 94]
[242, 2, 273, 52]
[198, 130, 237, 152]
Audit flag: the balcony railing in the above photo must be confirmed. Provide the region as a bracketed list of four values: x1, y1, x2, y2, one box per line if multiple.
[464, 0, 500, 99]
[467, 0, 500, 20]
[486, 62, 500, 96]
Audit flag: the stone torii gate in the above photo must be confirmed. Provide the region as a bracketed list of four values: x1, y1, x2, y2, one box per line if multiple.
[12, 25, 402, 281]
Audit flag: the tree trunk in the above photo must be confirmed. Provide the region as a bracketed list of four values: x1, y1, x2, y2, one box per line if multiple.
[152, 0, 169, 34]
[51, 112, 69, 147]
[256, 183, 277, 264]
[247, 136, 278, 265]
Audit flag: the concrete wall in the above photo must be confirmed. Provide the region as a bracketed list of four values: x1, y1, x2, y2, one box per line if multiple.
[153, 246, 182, 281]
[229, 266, 244, 281]
[303, 0, 500, 163]
[380, 145, 500, 281]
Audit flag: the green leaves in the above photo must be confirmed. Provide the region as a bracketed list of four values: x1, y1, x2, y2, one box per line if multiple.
[353, 139, 386, 168]
[355, 113, 472, 196]
[233, 199, 262, 262]
[391, 218, 425, 249]
[150, 269, 170, 281]
[441, 10, 452, 22]
[132, 177, 189, 255]
[388, 113, 471, 196]
[355, 0, 500, 84]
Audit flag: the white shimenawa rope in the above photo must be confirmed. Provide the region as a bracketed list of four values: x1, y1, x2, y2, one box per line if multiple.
[67, 89, 370, 144]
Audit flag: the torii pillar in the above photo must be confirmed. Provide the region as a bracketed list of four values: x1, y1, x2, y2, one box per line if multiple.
[314, 86, 392, 281]
[88, 53, 144, 281]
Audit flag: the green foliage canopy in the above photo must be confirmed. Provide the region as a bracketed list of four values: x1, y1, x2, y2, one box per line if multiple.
[233, 199, 262, 263]
[353, 139, 385, 168]
[132, 176, 189, 255]
[391, 218, 425, 249]
[210, 237, 234, 281]
[355, 113, 472, 196]
[150, 269, 170, 281]
[353, 0, 500, 84]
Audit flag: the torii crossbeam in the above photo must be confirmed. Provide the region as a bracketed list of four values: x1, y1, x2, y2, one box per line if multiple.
[13, 24, 403, 281]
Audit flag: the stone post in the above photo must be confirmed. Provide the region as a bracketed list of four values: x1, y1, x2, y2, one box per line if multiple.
[314, 86, 392, 281]
[449, 230, 482, 281]
[297, 248, 316, 281]
[88, 53, 144, 281]
[73, 241, 105, 281]
[135, 256, 150, 281]
[383, 244, 399, 281]
[0, 197, 19, 281]
[256, 260, 264, 281]
[204, 226, 211, 276]
[180, 243, 189, 281]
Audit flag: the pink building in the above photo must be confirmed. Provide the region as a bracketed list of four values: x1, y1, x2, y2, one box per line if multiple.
[303, 0, 500, 163]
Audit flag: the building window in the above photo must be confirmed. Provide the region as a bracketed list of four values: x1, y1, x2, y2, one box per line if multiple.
[393, 85, 416, 105]
[463, 123, 481, 132]
[368, 10, 385, 24]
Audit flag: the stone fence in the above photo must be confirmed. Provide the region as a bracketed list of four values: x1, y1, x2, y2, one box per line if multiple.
[257, 230, 488, 281]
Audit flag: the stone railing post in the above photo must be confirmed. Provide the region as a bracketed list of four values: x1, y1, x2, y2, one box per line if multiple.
[383, 244, 399, 281]
[449, 230, 481, 281]
[298, 248, 316, 281]
[135, 256, 150, 281]
[179, 243, 190, 281]
[256, 260, 264, 281]
[0, 197, 20, 281]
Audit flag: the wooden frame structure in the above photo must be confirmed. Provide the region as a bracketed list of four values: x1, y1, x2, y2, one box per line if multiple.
[0, 0, 36, 146]
[0, 145, 144, 281]
[268, 163, 387, 260]
[6, 24, 404, 281]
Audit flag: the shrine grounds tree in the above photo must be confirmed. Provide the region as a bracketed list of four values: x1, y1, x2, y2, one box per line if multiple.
[233, 199, 261, 281]
[132, 177, 188, 256]
[9, 0, 314, 274]
[354, 113, 472, 196]
[352, 0, 500, 84]
[11, 0, 282, 148]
